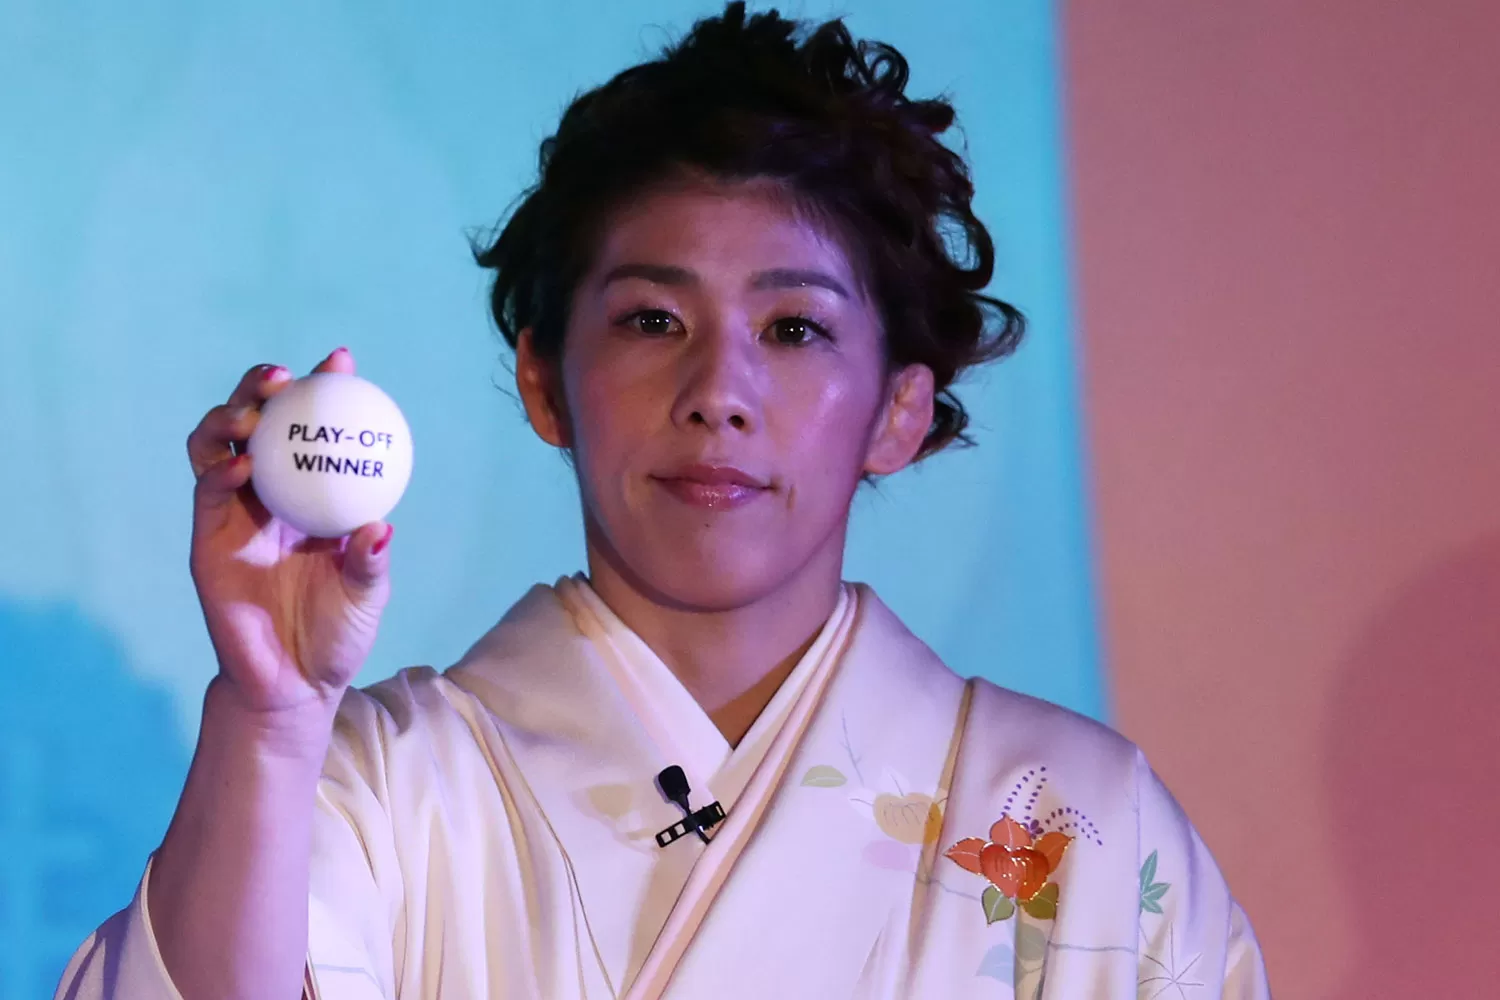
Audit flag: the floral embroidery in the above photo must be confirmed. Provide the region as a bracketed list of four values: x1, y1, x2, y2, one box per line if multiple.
[871, 790, 944, 845]
[1139, 849, 1172, 914]
[1006, 767, 1104, 847]
[801, 715, 944, 874]
[946, 815, 1071, 922]
[851, 770, 945, 872]
[1137, 850, 1205, 996]
[799, 764, 847, 786]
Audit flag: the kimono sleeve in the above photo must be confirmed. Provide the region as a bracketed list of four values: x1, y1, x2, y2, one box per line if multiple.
[304, 689, 408, 999]
[1134, 750, 1272, 999]
[52, 690, 404, 1000]
[52, 853, 188, 1000]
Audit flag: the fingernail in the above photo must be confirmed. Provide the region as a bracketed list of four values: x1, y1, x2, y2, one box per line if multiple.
[260, 365, 288, 382]
[371, 524, 394, 556]
[331, 346, 350, 358]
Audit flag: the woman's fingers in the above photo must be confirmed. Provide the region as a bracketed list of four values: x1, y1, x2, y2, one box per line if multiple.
[187, 348, 352, 485]
[339, 521, 393, 595]
[186, 364, 293, 476]
[228, 363, 292, 410]
[193, 452, 255, 510]
[312, 346, 355, 376]
[187, 402, 257, 477]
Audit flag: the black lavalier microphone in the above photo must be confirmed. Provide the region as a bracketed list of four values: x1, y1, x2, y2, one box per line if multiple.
[654, 765, 726, 847]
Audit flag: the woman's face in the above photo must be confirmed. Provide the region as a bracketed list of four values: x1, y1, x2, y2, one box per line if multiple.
[519, 177, 933, 611]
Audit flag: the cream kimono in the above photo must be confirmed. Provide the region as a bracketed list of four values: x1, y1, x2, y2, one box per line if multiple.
[57, 578, 1270, 999]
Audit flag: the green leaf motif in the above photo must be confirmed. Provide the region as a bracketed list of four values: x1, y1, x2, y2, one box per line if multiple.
[1139, 850, 1173, 914]
[799, 765, 847, 787]
[1021, 882, 1060, 921]
[1015, 922, 1049, 964]
[981, 885, 1016, 924]
[1140, 850, 1159, 894]
[1139, 879, 1171, 914]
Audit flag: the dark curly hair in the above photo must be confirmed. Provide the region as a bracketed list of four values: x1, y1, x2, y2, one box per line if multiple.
[474, 1, 1024, 460]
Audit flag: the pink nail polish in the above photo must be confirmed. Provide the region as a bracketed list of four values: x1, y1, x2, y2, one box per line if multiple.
[371, 524, 394, 556]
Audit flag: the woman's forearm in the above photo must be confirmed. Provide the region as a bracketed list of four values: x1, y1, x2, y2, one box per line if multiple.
[147, 676, 340, 1000]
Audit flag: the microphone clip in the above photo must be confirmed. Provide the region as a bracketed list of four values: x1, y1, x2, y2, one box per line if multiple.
[654, 765, 725, 847]
[655, 801, 726, 847]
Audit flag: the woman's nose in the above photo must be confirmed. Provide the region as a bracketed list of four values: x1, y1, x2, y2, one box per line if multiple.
[670, 327, 762, 434]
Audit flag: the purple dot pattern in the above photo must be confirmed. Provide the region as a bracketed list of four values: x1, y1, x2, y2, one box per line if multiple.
[1002, 767, 1049, 824]
[1000, 765, 1105, 847]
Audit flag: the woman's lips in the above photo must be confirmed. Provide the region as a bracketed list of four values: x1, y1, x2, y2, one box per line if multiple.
[651, 464, 772, 510]
[653, 477, 770, 509]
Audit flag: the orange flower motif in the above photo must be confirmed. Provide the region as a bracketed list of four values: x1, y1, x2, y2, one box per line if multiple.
[945, 815, 1072, 910]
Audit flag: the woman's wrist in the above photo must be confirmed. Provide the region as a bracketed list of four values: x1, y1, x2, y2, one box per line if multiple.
[203, 674, 343, 767]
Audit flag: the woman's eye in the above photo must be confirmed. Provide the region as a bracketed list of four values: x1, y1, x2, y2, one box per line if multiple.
[770, 316, 829, 346]
[625, 310, 679, 336]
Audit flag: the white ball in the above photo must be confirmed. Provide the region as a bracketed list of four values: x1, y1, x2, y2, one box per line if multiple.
[246, 372, 414, 538]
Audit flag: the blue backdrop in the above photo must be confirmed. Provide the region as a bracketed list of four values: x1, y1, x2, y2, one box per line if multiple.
[0, 2, 1097, 994]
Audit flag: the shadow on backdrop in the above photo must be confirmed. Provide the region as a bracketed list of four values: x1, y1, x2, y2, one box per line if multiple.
[0, 599, 189, 1000]
[1326, 537, 1500, 999]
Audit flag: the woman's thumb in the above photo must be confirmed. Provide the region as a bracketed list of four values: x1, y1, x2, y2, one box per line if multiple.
[342, 521, 394, 595]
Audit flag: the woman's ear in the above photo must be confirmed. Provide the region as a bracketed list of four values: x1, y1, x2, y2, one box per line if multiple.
[516, 327, 572, 449]
[863, 363, 935, 476]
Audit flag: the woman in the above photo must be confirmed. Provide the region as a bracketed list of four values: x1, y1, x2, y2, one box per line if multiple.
[58, 5, 1269, 998]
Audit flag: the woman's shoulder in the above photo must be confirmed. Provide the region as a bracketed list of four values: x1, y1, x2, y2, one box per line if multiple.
[945, 685, 1270, 996]
[955, 678, 1221, 865]
[950, 676, 1171, 838]
[327, 665, 486, 765]
[965, 675, 1140, 765]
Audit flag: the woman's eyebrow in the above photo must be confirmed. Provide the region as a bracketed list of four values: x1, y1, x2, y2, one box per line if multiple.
[752, 267, 850, 298]
[599, 263, 850, 299]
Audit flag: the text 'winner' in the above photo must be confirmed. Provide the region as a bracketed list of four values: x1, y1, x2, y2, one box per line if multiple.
[287, 423, 397, 478]
[245, 370, 414, 538]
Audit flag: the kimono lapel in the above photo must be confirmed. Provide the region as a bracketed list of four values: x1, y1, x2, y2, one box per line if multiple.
[445, 584, 696, 998]
[646, 587, 970, 1000]
[617, 582, 861, 999]
[442, 580, 861, 998]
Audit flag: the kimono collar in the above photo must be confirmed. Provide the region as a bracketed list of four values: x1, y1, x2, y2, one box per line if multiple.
[553, 573, 855, 808]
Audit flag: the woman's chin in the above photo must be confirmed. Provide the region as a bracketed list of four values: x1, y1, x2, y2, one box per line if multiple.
[632, 552, 787, 613]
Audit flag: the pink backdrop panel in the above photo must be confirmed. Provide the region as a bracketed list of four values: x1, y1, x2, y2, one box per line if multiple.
[1064, 2, 1500, 996]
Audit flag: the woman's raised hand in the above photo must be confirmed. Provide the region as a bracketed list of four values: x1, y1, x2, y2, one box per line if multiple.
[186, 347, 394, 718]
